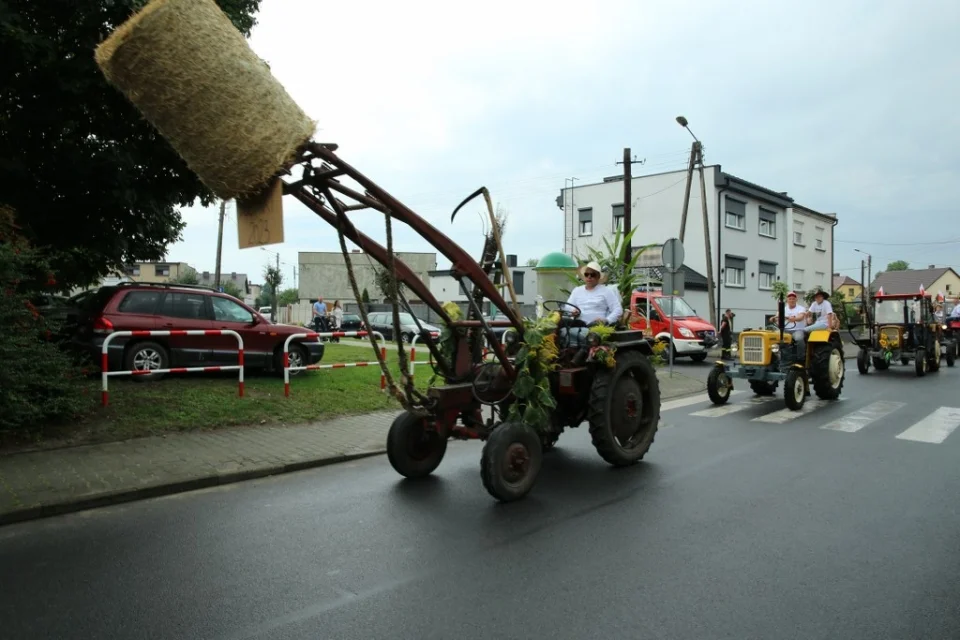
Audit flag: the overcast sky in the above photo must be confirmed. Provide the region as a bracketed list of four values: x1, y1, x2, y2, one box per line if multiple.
[164, 0, 960, 289]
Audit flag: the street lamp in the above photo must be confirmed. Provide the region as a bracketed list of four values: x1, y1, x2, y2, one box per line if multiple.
[676, 115, 699, 142]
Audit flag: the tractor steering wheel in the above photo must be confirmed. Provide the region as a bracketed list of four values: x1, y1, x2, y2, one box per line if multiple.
[542, 299, 582, 319]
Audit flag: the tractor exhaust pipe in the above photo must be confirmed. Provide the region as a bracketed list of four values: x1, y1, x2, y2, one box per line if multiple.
[778, 293, 785, 343]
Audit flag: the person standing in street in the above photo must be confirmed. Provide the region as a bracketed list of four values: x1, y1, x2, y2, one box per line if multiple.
[312, 296, 328, 333]
[719, 309, 734, 360]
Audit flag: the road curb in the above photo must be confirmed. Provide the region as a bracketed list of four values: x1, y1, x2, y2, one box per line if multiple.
[0, 449, 386, 527]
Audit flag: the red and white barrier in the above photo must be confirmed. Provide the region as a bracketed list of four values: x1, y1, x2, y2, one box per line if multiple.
[283, 331, 386, 397]
[101, 330, 244, 407]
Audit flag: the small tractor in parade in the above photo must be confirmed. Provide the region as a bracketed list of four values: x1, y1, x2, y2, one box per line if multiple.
[854, 291, 946, 376]
[706, 293, 845, 410]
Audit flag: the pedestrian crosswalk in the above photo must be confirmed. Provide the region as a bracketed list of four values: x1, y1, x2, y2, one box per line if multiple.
[662, 392, 960, 445]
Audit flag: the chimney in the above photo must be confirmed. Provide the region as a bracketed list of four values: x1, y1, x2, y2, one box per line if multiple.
[832, 272, 839, 277]
[351, 249, 361, 253]
[231, 272, 236, 279]
[507, 254, 517, 267]
[929, 264, 935, 269]
[203, 271, 209, 278]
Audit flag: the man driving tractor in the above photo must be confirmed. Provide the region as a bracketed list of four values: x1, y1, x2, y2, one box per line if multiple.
[783, 290, 807, 351]
[562, 260, 622, 348]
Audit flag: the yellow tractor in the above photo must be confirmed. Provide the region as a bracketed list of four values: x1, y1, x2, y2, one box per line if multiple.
[707, 295, 845, 410]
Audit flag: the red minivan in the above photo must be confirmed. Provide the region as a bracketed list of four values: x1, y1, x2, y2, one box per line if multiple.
[70, 282, 325, 379]
[628, 290, 718, 362]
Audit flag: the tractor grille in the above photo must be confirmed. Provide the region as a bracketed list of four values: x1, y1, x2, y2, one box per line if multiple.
[880, 326, 901, 348]
[740, 335, 765, 364]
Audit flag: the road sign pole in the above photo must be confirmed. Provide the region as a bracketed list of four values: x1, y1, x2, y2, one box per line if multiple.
[669, 295, 675, 378]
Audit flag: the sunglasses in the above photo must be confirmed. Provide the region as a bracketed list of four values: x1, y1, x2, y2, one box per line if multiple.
[583, 271, 600, 278]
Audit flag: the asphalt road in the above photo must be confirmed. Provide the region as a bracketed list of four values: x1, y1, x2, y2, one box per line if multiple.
[2, 363, 960, 640]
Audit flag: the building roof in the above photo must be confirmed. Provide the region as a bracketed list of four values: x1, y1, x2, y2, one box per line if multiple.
[872, 267, 959, 295]
[199, 271, 249, 293]
[792, 203, 840, 224]
[832, 274, 860, 290]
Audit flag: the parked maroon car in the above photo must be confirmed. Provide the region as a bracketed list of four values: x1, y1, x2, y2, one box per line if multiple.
[69, 282, 324, 380]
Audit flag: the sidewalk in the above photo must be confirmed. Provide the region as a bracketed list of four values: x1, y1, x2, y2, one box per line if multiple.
[0, 370, 705, 526]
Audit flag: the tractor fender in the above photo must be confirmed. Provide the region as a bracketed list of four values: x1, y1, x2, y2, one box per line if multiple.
[807, 329, 834, 343]
[788, 363, 806, 370]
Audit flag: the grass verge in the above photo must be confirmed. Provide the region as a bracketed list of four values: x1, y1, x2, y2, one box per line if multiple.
[0, 340, 432, 452]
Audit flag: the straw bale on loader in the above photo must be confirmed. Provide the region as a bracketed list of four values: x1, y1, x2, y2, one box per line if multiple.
[94, 0, 315, 200]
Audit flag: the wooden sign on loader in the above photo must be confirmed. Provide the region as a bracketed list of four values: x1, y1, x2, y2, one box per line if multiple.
[236, 177, 285, 248]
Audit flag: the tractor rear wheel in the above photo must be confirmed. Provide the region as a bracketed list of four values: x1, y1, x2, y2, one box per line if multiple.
[386, 411, 447, 479]
[929, 340, 941, 372]
[811, 339, 845, 400]
[588, 351, 661, 467]
[480, 421, 542, 502]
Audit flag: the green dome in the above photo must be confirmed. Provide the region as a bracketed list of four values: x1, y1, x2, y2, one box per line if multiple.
[535, 251, 578, 270]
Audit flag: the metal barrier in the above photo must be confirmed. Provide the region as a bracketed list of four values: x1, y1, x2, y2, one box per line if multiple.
[283, 331, 386, 397]
[101, 329, 244, 407]
[408, 331, 487, 381]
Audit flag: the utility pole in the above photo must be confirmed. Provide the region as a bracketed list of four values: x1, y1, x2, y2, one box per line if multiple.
[675, 116, 717, 329]
[214, 199, 226, 290]
[616, 148, 645, 262]
[695, 143, 718, 330]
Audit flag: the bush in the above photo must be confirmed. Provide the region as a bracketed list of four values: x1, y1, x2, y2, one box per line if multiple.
[0, 208, 89, 431]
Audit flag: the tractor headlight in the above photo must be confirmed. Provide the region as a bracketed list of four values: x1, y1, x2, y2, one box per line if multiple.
[502, 328, 519, 345]
[586, 331, 602, 347]
[943, 324, 948, 330]
[771, 344, 780, 354]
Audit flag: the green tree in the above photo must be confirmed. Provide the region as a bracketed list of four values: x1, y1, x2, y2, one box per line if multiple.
[170, 266, 199, 285]
[277, 288, 299, 306]
[885, 260, 909, 271]
[0, 207, 88, 431]
[0, 1, 263, 289]
[525, 258, 539, 267]
[263, 264, 283, 314]
[221, 281, 243, 300]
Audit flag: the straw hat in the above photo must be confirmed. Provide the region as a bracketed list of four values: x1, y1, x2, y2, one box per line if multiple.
[579, 260, 607, 283]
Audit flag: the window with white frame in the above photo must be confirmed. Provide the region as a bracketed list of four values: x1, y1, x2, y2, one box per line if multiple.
[578, 207, 593, 236]
[725, 198, 746, 231]
[724, 255, 746, 287]
[815, 271, 825, 287]
[758, 208, 777, 238]
[793, 220, 804, 245]
[157, 264, 170, 277]
[815, 226, 825, 250]
[612, 204, 624, 232]
[793, 268, 804, 291]
[758, 261, 777, 290]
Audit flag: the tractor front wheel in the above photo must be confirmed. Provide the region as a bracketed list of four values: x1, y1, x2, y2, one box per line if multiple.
[857, 349, 870, 375]
[929, 340, 942, 372]
[784, 368, 807, 411]
[480, 421, 542, 502]
[915, 349, 927, 377]
[707, 366, 732, 404]
[386, 411, 448, 479]
[811, 340, 845, 400]
[588, 351, 661, 467]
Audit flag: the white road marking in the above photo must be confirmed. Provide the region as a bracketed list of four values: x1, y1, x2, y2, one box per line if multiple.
[751, 398, 843, 424]
[820, 400, 907, 433]
[661, 390, 745, 412]
[690, 395, 781, 417]
[895, 407, 960, 444]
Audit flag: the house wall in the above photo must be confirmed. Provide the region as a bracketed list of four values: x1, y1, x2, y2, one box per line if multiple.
[429, 269, 539, 305]
[298, 251, 437, 304]
[931, 272, 960, 299]
[789, 208, 835, 295]
[560, 166, 807, 330]
[125, 261, 193, 283]
[838, 283, 862, 302]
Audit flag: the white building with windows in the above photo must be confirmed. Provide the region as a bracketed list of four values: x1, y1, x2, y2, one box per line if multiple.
[558, 166, 837, 330]
[428, 254, 539, 305]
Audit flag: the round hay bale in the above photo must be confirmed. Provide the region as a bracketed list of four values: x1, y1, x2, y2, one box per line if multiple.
[95, 0, 316, 200]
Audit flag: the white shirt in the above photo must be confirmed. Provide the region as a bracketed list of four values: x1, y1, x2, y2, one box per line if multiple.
[950, 305, 960, 319]
[783, 303, 807, 330]
[566, 284, 623, 325]
[808, 299, 833, 324]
